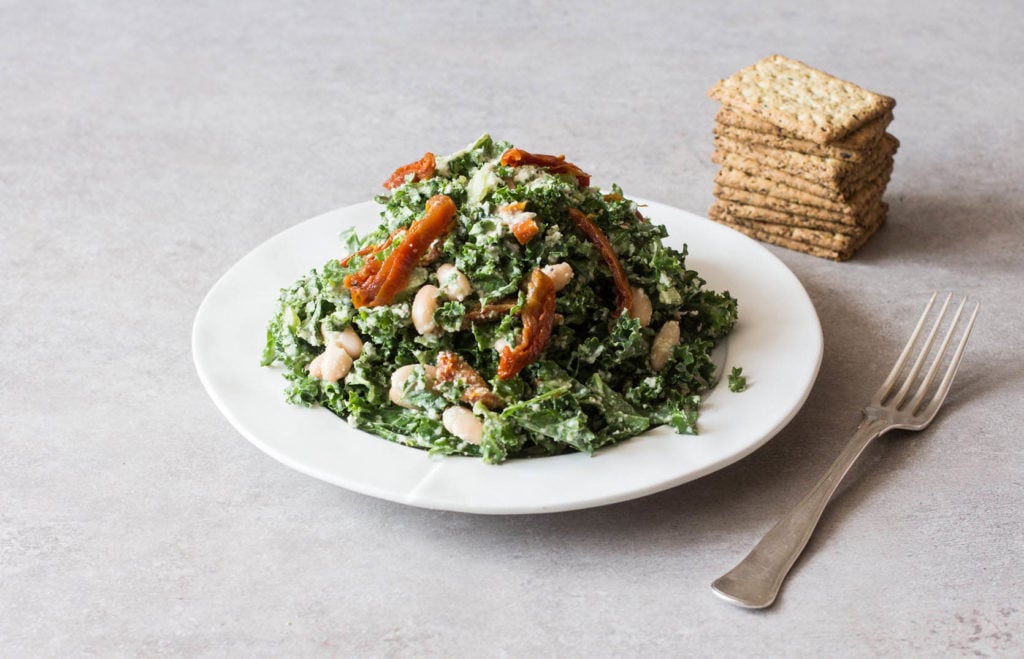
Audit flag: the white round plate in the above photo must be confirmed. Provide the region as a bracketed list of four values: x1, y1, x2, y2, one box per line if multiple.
[193, 199, 822, 514]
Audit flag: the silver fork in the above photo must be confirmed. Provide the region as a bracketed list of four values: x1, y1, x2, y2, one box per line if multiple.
[711, 293, 980, 609]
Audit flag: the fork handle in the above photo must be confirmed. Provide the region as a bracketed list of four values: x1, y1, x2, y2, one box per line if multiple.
[711, 416, 890, 608]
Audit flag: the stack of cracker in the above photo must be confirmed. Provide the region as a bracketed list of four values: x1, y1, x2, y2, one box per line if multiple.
[706, 55, 897, 260]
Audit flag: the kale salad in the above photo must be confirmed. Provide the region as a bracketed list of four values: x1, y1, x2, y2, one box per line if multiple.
[261, 135, 738, 464]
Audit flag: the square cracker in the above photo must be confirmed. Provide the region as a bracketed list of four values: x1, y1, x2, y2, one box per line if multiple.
[714, 162, 893, 214]
[714, 122, 872, 162]
[712, 149, 895, 200]
[708, 54, 896, 144]
[709, 197, 886, 233]
[713, 132, 899, 181]
[713, 178, 886, 222]
[713, 218, 885, 260]
[708, 205, 888, 261]
[708, 200, 887, 245]
[716, 106, 892, 151]
[711, 214, 879, 252]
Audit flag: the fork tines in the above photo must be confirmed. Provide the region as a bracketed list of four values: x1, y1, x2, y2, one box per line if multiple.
[874, 293, 980, 416]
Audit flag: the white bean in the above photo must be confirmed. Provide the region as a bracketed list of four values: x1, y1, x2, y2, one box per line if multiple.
[389, 364, 438, 408]
[412, 285, 440, 335]
[436, 263, 472, 301]
[307, 353, 324, 379]
[317, 342, 353, 382]
[327, 325, 363, 358]
[630, 286, 653, 327]
[650, 320, 680, 371]
[541, 262, 574, 292]
[442, 406, 484, 445]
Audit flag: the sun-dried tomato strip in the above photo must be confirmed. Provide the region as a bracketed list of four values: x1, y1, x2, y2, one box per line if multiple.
[344, 195, 457, 308]
[461, 300, 518, 326]
[497, 269, 557, 380]
[339, 226, 407, 268]
[459, 302, 563, 329]
[436, 351, 504, 410]
[567, 208, 633, 317]
[510, 217, 539, 245]
[499, 148, 590, 188]
[382, 152, 436, 190]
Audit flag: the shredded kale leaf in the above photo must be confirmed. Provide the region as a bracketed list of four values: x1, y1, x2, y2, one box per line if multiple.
[262, 134, 738, 463]
[728, 366, 748, 393]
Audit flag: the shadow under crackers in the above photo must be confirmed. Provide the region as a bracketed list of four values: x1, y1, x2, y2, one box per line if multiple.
[859, 189, 1024, 269]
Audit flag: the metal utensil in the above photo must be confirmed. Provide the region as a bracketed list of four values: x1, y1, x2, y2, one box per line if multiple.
[711, 293, 979, 609]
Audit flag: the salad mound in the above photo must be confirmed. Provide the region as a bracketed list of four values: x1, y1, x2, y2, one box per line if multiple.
[261, 135, 738, 464]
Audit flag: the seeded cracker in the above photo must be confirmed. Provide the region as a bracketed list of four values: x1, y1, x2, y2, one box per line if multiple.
[715, 106, 892, 151]
[711, 149, 894, 201]
[714, 164, 893, 213]
[716, 221, 884, 260]
[709, 197, 886, 232]
[710, 200, 888, 256]
[713, 133, 899, 180]
[713, 181, 885, 222]
[708, 54, 895, 144]
[713, 123, 872, 162]
[710, 210, 886, 261]
[711, 214, 881, 252]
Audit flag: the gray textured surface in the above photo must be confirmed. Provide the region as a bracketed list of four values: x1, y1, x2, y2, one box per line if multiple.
[3, 1, 1023, 656]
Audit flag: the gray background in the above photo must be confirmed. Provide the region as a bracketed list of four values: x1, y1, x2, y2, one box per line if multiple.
[3, 0, 1022, 655]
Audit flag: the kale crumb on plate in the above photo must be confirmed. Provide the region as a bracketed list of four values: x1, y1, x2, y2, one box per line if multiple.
[261, 134, 738, 464]
[728, 366, 748, 392]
